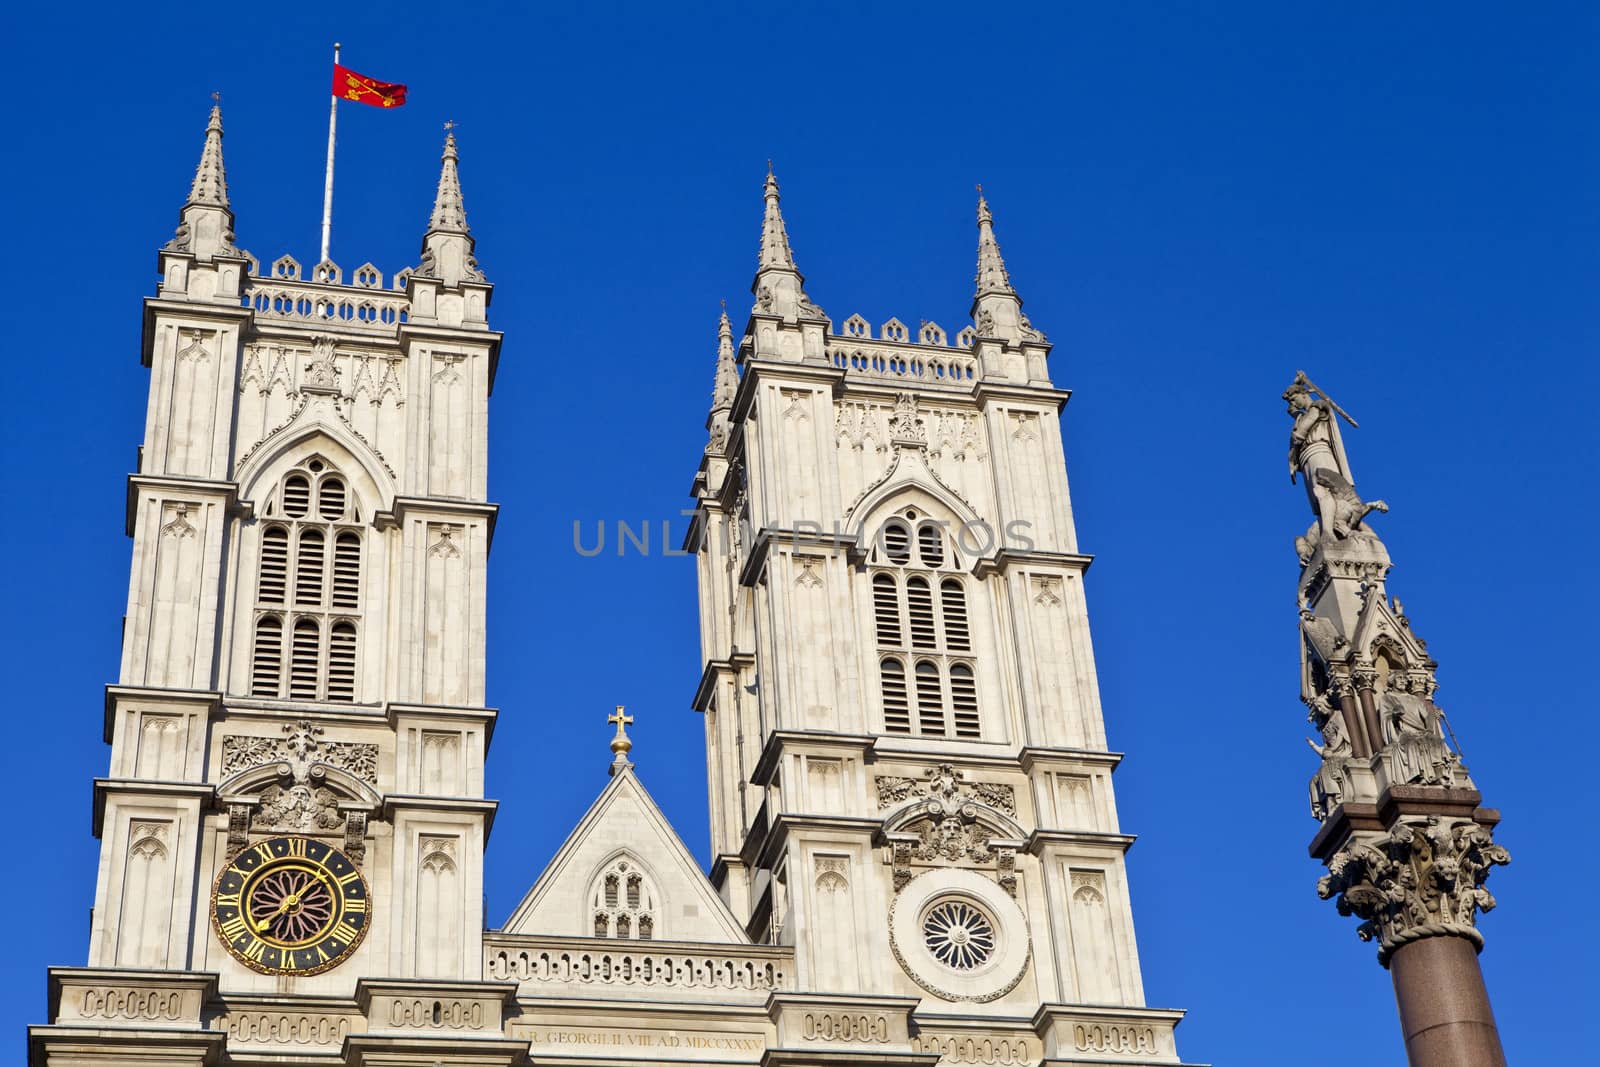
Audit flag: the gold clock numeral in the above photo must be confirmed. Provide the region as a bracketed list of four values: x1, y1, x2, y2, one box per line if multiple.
[251, 841, 275, 863]
[240, 940, 268, 964]
[219, 915, 250, 941]
[215, 891, 240, 908]
[338, 870, 363, 887]
[285, 837, 308, 858]
[343, 896, 367, 914]
[282, 949, 297, 970]
[330, 919, 360, 945]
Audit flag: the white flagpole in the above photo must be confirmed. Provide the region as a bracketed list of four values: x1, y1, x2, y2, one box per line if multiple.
[320, 42, 341, 264]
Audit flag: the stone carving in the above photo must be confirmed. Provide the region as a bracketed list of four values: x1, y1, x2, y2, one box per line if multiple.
[257, 783, 343, 831]
[1305, 710, 1354, 820]
[924, 409, 988, 463]
[1018, 313, 1046, 343]
[1010, 412, 1038, 442]
[794, 555, 824, 589]
[836, 401, 889, 451]
[429, 524, 463, 559]
[220, 1011, 351, 1046]
[1318, 815, 1510, 965]
[387, 996, 485, 1030]
[220, 720, 380, 785]
[1073, 1024, 1159, 1056]
[176, 329, 211, 363]
[756, 284, 774, 312]
[876, 763, 1016, 816]
[78, 987, 183, 1022]
[1032, 576, 1062, 606]
[302, 337, 341, 393]
[1379, 673, 1461, 787]
[1284, 371, 1389, 564]
[913, 1035, 1033, 1065]
[781, 389, 810, 421]
[801, 1012, 889, 1043]
[890, 392, 925, 444]
[225, 802, 251, 859]
[160, 504, 197, 540]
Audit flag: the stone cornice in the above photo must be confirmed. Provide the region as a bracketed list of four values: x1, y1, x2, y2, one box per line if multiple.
[141, 295, 253, 367]
[125, 474, 239, 537]
[385, 702, 500, 747]
[751, 730, 877, 786]
[103, 685, 221, 744]
[1024, 829, 1138, 856]
[971, 380, 1072, 411]
[692, 654, 756, 712]
[396, 321, 504, 394]
[92, 779, 214, 838]
[377, 497, 499, 548]
[1017, 746, 1125, 773]
[381, 795, 499, 836]
[972, 548, 1093, 579]
[753, 813, 881, 870]
[739, 527, 863, 588]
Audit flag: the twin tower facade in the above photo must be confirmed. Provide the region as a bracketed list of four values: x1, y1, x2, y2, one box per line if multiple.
[27, 109, 1196, 1067]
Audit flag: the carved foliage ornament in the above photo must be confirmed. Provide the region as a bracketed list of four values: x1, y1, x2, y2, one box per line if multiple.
[221, 720, 379, 785]
[1317, 816, 1510, 966]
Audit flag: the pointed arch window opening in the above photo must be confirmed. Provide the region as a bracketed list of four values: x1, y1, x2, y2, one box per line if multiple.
[871, 511, 982, 739]
[588, 856, 659, 941]
[248, 458, 366, 703]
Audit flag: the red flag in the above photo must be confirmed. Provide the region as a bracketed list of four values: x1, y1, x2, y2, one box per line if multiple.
[332, 64, 407, 108]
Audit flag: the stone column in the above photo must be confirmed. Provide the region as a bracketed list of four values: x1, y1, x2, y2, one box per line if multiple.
[1317, 813, 1510, 1067]
[1390, 935, 1506, 1067]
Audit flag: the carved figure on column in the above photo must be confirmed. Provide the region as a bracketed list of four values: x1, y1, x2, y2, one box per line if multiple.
[1284, 371, 1389, 563]
[1379, 673, 1461, 787]
[1306, 710, 1353, 820]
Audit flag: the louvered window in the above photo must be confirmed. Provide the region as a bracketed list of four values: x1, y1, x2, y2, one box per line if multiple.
[295, 529, 325, 604]
[942, 579, 971, 651]
[259, 527, 288, 604]
[915, 660, 947, 736]
[881, 657, 911, 733]
[950, 664, 980, 738]
[248, 458, 365, 703]
[869, 511, 983, 739]
[332, 533, 361, 608]
[873, 573, 902, 645]
[289, 619, 320, 700]
[251, 616, 283, 696]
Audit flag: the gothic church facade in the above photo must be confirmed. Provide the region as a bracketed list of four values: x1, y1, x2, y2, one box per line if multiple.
[27, 108, 1194, 1067]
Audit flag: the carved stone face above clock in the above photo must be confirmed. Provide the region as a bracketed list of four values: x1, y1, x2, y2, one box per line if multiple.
[211, 835, 370, 976]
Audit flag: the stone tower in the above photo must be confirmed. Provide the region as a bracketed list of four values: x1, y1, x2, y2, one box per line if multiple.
[28, 108, 510, 1065]
[1286, 372, 1510, 1067]
[686, 172, 1196, 1063]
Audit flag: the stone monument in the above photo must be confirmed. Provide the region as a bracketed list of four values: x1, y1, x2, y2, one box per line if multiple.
[1286, 371, 1510, 1067]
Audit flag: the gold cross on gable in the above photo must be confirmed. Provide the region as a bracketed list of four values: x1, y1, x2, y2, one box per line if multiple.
[608, 705, 633, 729]
[444, 119, 456, 132]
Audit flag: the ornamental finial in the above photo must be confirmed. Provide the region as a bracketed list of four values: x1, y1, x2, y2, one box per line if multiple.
[608, 704, 635, 775]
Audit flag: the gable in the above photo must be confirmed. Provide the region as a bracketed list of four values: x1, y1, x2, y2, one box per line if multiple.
[499, 768, 749, 943]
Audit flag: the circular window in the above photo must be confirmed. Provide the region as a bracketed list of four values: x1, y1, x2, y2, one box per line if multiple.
[923, 899, 995, 970]
[889, 868, 1031, 1003]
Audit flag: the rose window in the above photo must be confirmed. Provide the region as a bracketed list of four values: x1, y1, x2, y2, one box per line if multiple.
[922, 899, 996, 970]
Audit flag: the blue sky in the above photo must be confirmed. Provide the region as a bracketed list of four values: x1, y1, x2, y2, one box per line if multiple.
[3, 2, 1597, 1063]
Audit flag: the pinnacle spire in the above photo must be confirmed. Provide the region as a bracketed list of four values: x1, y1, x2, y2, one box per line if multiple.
[758, 162, 797, 272]
[973, 186, 1014, 298]
[165, 102, 242, 260]
[187, 104, 230, 208]
[428, 129, 470, 235]
[707, 303, 738, 452]
[416, 126, 483, 286]
[969, 186, 1041, 343]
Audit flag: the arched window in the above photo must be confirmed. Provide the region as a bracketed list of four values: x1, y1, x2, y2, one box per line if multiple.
[589, 855, 658, 940]
[249, 458, 365, 703]
[869, 511, 982, 739]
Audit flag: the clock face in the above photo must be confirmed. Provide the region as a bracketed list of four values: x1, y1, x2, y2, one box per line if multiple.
[210, 835, 370, 976]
